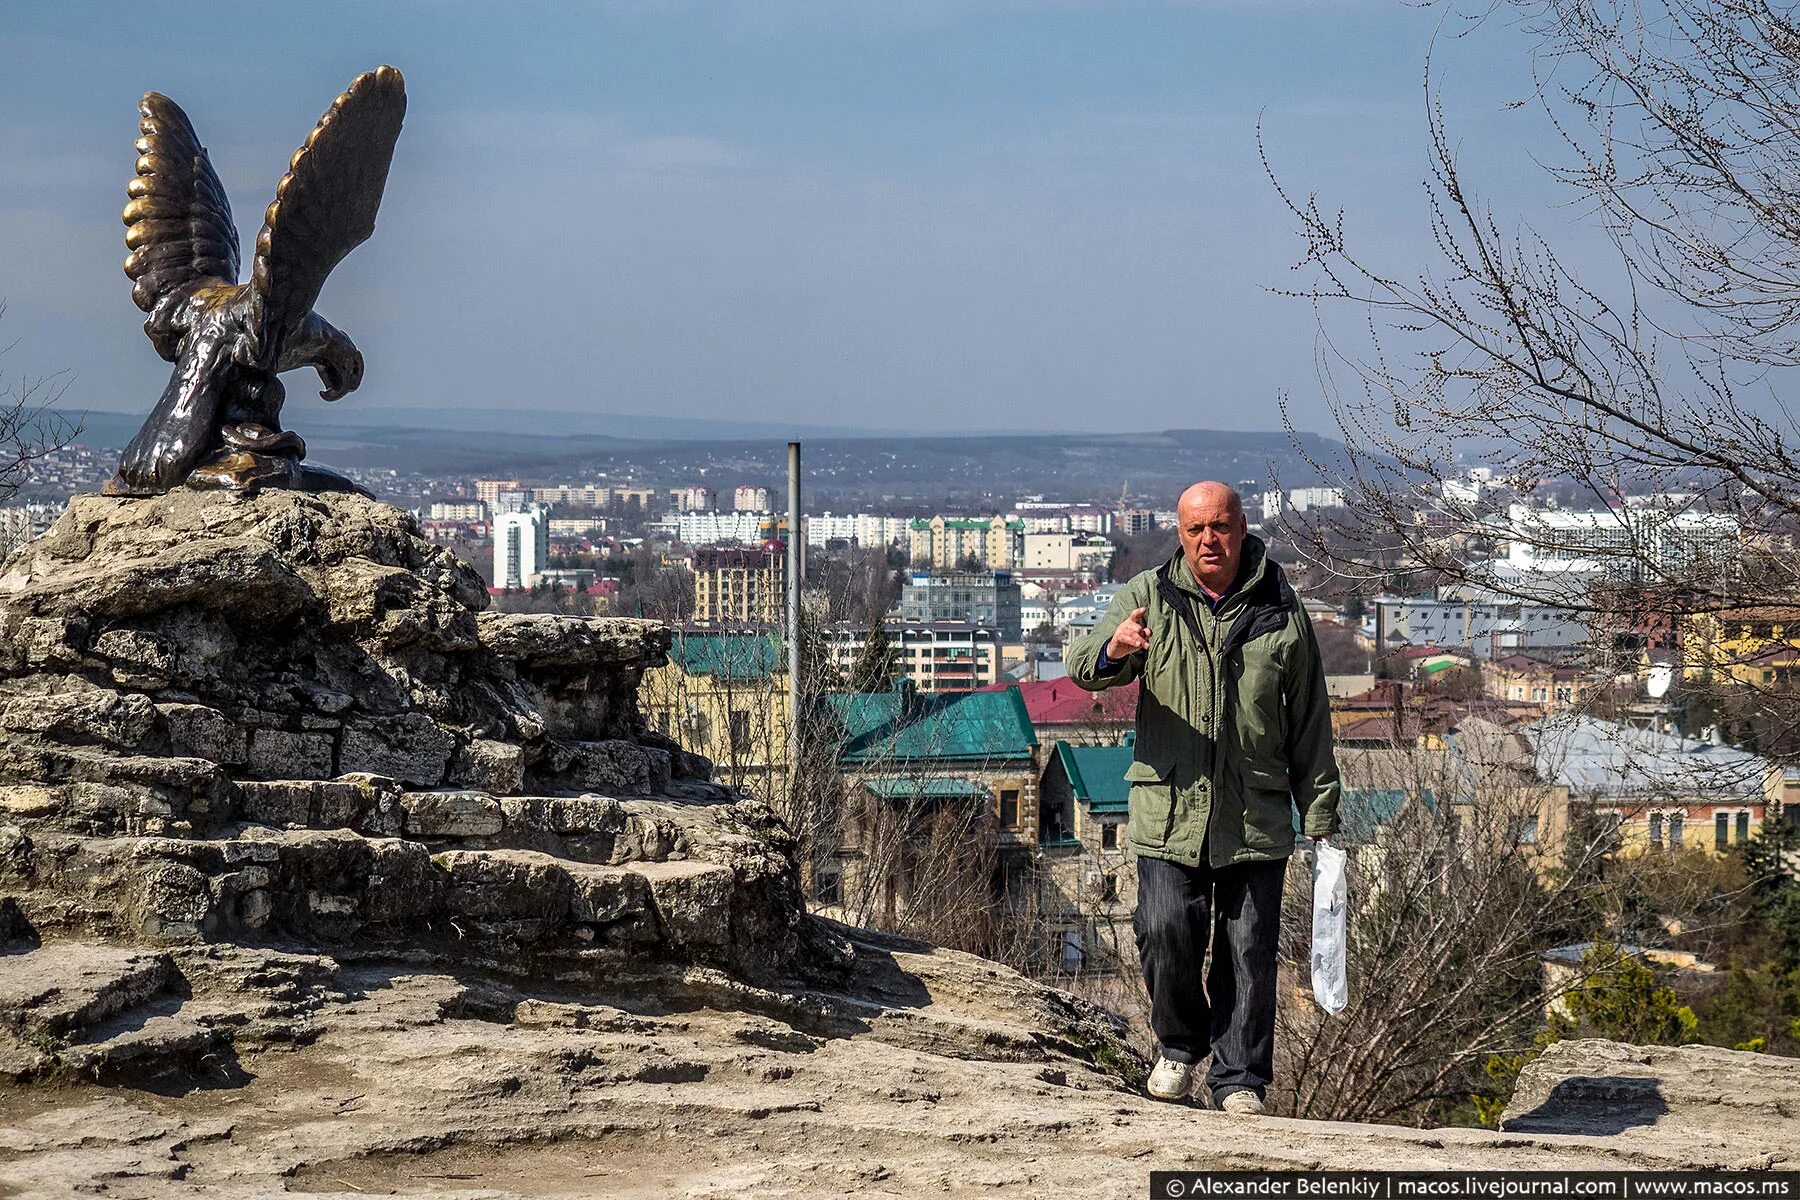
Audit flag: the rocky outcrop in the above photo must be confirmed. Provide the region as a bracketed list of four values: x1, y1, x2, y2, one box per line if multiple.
[0, 490, 832, 987]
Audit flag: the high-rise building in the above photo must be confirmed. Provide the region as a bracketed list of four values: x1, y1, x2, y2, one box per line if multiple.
[907, 515, 1025, 569]
[474, 479, 521, 506]
[733, 486, 772, 513]
[821, 621, 1004, 692]
[669, 486, 717, 513]
[493, 504, 550, 590]
[494, 489, 534, 515]
[426, 501, 487, 522]
[1114, 508, 1156, 536]
[677, 512, 767, 545]
[693, 543, 786, 624]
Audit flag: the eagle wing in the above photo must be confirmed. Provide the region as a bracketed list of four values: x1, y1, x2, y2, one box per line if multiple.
[247, 65, 406, 356]
[122, 93, 241, 358]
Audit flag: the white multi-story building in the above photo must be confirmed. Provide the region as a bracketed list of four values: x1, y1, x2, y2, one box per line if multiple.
[1368, 588, 1588, 660]
[1067, 506, 1113, 535]
[494, 504, 550, 590]
[1500, 502, 1740, 577]
[494, 489, 534, 516]
[1287, 487, 1347, 512]
[734, 486, 772, 513]
[1021, 531, 1114, 579]
[669, 486, 716, 514]
[677, 511, 768, 546]
[427, 501, 486, 522]
[548, 517, 608, 537]
[804, 513, 907, 546]
[821, 621, 1004, 692]
[0, 504, 57, 554]
[1012, 500, 1117, 536]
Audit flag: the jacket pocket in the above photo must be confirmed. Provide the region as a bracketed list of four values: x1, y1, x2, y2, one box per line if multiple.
[1125, 757, 1177, 849]
[1240, 761, 1296, 852]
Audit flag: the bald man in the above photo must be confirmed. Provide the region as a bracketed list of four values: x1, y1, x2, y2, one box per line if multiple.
[1069, 482, 1341, 1114]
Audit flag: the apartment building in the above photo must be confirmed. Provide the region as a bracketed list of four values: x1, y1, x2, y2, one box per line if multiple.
[692, 543, 785, 625]
[1020, 531, 1114, 580]
[493, 504, 550, 590]
[822, 621, 1003, 692]
[668, 486, 717, 513]
[900, 571, 1023, 642]
[907, 515, 1025, 570]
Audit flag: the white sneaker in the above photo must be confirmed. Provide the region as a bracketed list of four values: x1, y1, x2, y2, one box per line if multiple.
[1146, 1056, 1198, 1102]
[1220, 1090, 1266, 1116]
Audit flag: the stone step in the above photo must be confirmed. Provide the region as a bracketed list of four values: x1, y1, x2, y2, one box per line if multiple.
[8, 826, 747, 970]
[233, 781, 703, 865]
[0, 942, 175, 1041]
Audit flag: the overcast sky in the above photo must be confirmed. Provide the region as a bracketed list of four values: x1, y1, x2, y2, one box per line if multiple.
[0, 1, 1561, 437]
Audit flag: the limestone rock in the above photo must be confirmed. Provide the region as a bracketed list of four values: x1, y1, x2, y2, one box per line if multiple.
[1500, 1037, 1800, 1155]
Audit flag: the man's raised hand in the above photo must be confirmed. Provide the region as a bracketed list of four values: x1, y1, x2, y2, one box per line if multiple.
[1106, 606, 1152, 660]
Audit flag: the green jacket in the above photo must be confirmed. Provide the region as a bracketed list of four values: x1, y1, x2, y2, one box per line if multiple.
[1068, 537, 1341, 867]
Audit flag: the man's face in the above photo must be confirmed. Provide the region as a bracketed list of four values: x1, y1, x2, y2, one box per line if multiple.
[1178, 489, 1247, 591]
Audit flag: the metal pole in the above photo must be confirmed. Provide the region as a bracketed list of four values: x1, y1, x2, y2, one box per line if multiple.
[787, 442, 803, 802]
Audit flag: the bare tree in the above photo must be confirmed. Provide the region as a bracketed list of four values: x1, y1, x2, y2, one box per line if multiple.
[1264, 2, 1800, 633]
[0, 304, 77, 520]
[1270, 727, 1718, 1125]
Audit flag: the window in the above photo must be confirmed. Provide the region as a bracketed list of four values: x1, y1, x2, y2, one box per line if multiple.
[1650, 812, 1664, 848]
[1098, 873, 1117, 901]
[729, 711, 751, 754]
[814, 869, 842, 906]
[1530, 686, 1549, 702]
[1669, 811, 1685, 848]
[1058, 929, 1084, 973]
[1717, 812, 1730, 851]
[1737, 811, 1751, 843]
[999, 789, 1020, 826]
[1100, 822, 1118, 850]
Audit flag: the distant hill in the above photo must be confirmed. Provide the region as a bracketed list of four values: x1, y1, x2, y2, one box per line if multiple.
[64, 404, 912, 450]
[59, 408, 1357, 505]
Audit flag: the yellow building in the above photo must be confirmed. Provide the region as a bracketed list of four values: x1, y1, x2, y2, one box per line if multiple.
[908, 515, 1024, 569]
[1526, 714, 1775, 859]
[1684, 604, 1800, 688]
[639, 631, 789, 804]
[1484, 653, 1593, 710]
[692, 543, 785, 625]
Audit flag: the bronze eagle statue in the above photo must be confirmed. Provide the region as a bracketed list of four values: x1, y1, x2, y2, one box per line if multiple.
[105, 66, 406, 496]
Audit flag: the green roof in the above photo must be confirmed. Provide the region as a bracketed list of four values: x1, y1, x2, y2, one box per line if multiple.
[1296, 788, 1437, 841]
[821, 684, 1037, 765]
[907, 517, 1026, 530]
[669, 632, 783, 680]
[1054, 742, 1135, 813]
[863, 778, 991, 799]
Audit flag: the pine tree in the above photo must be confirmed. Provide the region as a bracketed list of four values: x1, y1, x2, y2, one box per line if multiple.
[847, 622, 898, 693]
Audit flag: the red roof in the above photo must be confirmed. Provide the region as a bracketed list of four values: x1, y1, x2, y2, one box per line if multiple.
[979, 677, 1139, 724]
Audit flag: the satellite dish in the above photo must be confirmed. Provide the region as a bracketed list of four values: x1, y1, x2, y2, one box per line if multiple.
[1645, 665, 1674, 699]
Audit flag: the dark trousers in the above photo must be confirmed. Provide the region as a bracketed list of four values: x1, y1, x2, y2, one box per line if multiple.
[1134, 853, 1286, 1101]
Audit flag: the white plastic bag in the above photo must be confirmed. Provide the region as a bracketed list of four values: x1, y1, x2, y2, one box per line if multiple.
[1310, 840, 1349, 1016]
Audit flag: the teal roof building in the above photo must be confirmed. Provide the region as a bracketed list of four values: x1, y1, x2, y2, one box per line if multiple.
[819, 681, 1037, 766]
